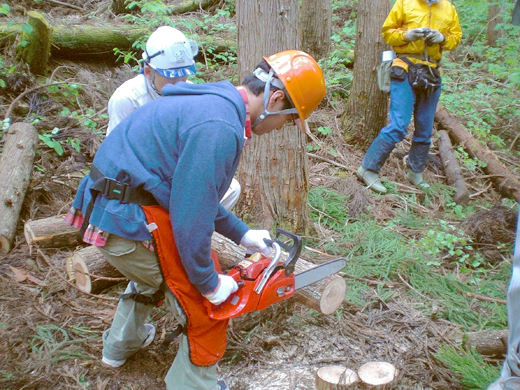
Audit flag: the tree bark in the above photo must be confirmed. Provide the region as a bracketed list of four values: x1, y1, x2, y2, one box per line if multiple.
[340, 0, 391, 148]
[24, 215, 83, 249]
[486, 0, 505, 47]
[315, 366, 360, 389]
[437, 130, 470, 205]
[299, 0, 332, 60]
[0, 123, 39, 254]
[435, 104, 520, 201]
[462, 329, 507, 357]
[235, 0, 311, 234]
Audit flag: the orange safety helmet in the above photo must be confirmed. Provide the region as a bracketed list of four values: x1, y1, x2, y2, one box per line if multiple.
[264, 50, 326, 132]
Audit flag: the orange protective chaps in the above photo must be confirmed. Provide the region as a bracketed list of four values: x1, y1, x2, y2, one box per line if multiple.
[141, 205, 228, 366]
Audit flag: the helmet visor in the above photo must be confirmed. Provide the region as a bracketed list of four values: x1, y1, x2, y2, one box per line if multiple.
[155, 63, 197, 78]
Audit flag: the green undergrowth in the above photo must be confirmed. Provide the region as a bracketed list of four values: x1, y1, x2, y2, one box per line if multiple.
[308, 184, 511, 387]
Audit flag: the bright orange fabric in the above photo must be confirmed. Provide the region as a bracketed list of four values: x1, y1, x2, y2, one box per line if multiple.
[142, 205, 228, 367]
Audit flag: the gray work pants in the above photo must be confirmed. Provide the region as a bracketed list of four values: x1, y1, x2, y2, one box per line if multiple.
[98, 234, 218, 390]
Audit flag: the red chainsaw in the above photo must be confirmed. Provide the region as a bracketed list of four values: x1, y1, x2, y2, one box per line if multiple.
[205, 229, 346, 320]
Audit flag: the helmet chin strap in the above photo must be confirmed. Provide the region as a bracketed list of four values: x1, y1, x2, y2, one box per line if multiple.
[251, 68, 298, 128]
[148, 68, 163, 96]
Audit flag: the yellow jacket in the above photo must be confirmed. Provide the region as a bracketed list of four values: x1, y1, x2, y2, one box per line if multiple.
[383, 0, 462, 68]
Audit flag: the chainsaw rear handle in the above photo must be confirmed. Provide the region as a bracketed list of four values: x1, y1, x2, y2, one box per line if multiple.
[263, 229, 302, 276]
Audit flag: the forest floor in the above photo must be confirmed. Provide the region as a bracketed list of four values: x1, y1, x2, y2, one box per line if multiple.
[1, 0, 518, 389]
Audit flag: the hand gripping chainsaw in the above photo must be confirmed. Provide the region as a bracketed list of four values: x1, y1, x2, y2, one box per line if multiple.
[206, 229, 346, 320]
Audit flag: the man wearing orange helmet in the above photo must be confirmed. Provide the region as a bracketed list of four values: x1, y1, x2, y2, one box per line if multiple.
[65, 50, 326, 390]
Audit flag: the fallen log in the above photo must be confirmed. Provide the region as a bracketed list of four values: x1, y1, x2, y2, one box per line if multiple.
[30, 215, 346, 314]
[1, 21, 233, 61]
[315, 366, 359, 389]
[0, 123, 39, 254]
[437, 130, 470, 205]
[111, 0, 219, 15]
[66, 245, 127, 294]
[435, 105, 520, 201]
[462, 329, 507, 357]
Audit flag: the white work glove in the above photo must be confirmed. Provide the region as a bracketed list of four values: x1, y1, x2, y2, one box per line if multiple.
[240, 229, 271, 256]
[405, 28, 427, 42]
[203, 275, 238, 305]
[425, 29, 445, 46]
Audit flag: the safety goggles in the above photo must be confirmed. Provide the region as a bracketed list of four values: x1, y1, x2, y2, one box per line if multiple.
[145, 39, 199, 65]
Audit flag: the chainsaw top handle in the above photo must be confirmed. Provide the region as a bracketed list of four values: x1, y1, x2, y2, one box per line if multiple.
[263, 228, 302, 276]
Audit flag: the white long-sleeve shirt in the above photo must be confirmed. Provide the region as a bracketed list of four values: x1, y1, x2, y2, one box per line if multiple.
[107, 74, 160, 135]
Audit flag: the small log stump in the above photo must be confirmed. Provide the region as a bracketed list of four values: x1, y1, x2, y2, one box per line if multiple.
[357, 362, 398, 389]
[0, 122, 39, 253]
[315, 366, 359, 389]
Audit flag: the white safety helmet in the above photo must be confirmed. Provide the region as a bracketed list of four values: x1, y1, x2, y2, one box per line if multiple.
[142, 26, 198, 78]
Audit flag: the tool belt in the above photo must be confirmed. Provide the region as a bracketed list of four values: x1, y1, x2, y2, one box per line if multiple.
[399, 56, 441, 94]
[80, 165, 158, 235]
[141, 205, 229, 367]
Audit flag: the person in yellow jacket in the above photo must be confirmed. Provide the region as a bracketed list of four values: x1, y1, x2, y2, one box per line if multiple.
[356, 0, 462, 194]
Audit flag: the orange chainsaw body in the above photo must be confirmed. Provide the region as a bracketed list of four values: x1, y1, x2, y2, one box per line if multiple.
[206, 255, 296, 320]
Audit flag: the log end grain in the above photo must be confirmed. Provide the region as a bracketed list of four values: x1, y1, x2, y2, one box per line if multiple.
[357, 361, 398, 387]
[71, 254, 92, 293]
[315, 366, 359, 390]
[319, 276, 347, 315]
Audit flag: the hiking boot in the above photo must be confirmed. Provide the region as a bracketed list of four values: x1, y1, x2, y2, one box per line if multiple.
[212, 380, 230, 390]
[487, 377, 520, 390]
[356, 166, 387, 194]
[102, 323, 156, 368]
[406, 169, 430, 190]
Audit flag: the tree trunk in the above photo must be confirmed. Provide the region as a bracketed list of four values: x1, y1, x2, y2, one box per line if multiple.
[437, 130, 470, 205]
[299, 0, 332, 60]
[435, 104, 520, 201]
[340, 0, 390, 148]
[0, 123, 39, 254]
[486, 0, 505, 47]
[315, 366, 360, 389]
[235, 0, 311, 234]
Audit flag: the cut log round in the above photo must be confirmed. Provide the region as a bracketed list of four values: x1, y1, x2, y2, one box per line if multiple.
[357, 361, 398, 389]
[315, 366, 359, 389]
[24, 215, 83, 249]
[0, 123, 39, 254]
[67, 246, 126, 294]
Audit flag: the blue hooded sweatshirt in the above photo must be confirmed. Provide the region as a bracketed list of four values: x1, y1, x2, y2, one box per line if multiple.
[71, 80, 250, 294]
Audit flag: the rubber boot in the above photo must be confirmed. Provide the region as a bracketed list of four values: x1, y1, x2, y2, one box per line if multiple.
[356, 166, 387, 194]
[406, 169, 430, 190]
